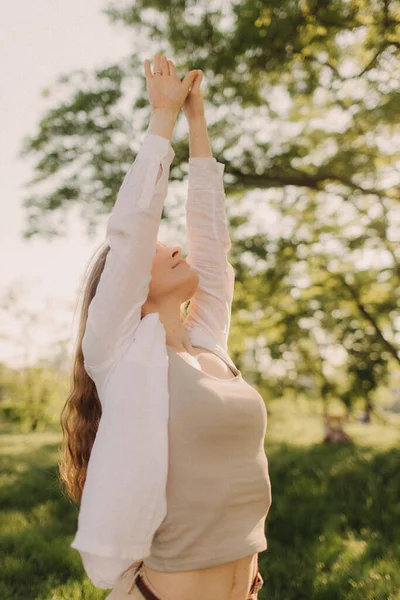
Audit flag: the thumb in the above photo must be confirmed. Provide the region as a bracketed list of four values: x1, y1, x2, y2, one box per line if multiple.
[191, 70, 203, 92]
[182, 70, 199, 93]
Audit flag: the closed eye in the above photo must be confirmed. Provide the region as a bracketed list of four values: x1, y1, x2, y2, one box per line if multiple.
[156, 242, 167, 253]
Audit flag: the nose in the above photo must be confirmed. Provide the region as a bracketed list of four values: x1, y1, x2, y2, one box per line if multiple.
[171, 247, 181, 258]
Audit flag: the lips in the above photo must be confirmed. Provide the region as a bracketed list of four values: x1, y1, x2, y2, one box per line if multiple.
[173, 260, 186, 269]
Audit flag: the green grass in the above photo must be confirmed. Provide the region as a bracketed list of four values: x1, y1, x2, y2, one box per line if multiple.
[1, 400, 399, 600]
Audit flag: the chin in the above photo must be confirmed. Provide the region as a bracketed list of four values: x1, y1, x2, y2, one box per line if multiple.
[190, 268, 200, 286]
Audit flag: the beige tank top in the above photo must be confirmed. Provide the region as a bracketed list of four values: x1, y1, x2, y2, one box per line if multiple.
[142, 346, 272, 572]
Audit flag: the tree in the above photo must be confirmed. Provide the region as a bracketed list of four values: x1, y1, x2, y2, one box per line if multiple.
[0, 361, 69, 432]
[0, 284, 71, 431]
[19, 0, 400, 419]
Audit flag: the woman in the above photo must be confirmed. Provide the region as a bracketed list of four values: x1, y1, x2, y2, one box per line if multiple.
[59, 55, 272, 600]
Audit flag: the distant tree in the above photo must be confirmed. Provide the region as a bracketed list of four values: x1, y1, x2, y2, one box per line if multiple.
[0, 361, 69, 431]
[0, 282, 72, 370]
[0, 284, 71, 431]
[20, 0, 400, 420]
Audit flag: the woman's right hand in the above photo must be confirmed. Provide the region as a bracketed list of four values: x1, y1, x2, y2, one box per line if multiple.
[144, 55, 199, 116]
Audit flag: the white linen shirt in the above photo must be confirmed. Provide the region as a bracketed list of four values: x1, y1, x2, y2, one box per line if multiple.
[70, 131, 238, 589]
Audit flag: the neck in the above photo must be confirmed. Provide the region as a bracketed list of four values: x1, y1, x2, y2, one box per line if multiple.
[143, 300, 194, 353]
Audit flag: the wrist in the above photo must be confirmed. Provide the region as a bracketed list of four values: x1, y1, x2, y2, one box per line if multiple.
[151, 107, 179, 119]
[188, 115, 207, 130]
[148, 108, 178, 141]
[187, 114, 206, 125]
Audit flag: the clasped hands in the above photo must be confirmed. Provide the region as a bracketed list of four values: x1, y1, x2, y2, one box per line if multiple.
[144, 54, 205, 122]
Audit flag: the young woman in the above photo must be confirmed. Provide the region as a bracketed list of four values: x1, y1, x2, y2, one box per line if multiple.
[60, 54, 272, 600]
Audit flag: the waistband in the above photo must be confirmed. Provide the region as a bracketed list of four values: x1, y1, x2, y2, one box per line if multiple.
[128, 561, 264, 599]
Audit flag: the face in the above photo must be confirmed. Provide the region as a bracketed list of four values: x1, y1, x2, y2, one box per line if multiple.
[143, 241, 200, 313]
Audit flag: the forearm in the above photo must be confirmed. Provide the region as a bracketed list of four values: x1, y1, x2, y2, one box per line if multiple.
[147, 108, 178, 142]
[146, 108, 177, 182]
[188, 116, 213, 158]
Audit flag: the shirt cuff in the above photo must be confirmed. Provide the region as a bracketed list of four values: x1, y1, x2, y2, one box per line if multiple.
[138, 132, 175, 164]
[188, 157, 225, 191]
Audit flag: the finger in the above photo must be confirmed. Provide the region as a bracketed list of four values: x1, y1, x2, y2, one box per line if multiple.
[161, 55, 169, 75]
[168, 59, 179, 79]
[182, 70, 199, 94]
[192, 70, 203, 91]
[144, 59, 152, 79]
[154, 54, 161, 75]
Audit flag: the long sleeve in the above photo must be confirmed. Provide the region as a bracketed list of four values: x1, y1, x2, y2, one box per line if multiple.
[70, 352, 170, 589]
[70, 133, 173, 590]
[184, 157, 235, 355]
[70, 321, 170, 589]
[81, 132, 175, 372]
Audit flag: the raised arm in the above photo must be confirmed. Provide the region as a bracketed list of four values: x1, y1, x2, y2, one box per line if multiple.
[82, 56, 199, 373]
[183, 113, 235, 355]
[81, 125, 176, 372]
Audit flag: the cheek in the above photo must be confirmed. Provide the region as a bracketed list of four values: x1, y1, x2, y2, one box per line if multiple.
[151, 253, 163, 272]
[150, 258, 170, 290]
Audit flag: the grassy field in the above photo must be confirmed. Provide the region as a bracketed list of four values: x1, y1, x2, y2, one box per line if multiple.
[1, 397, 399, 600]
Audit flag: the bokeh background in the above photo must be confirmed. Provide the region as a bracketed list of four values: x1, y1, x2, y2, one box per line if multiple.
[1, 1, 400, 598]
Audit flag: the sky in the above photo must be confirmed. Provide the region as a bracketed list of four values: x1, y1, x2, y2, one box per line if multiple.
[0, 1, 139, 368]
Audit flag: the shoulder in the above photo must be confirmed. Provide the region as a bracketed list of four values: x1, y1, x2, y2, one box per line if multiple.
[87, 313, 168, 399]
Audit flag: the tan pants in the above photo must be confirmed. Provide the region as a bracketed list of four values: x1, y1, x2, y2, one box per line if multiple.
[106, 561, 264, 600]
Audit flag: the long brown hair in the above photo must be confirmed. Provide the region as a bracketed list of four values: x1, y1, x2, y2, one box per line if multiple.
[58, 239, 191, 504]
[58, 241, 111, 504]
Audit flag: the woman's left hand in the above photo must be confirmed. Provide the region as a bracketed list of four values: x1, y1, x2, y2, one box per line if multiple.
[182, 70, 205, 121]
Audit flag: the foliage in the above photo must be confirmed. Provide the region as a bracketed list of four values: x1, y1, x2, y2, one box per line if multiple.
[0, 362, 69, 432]
[19, 0, 400, 414]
